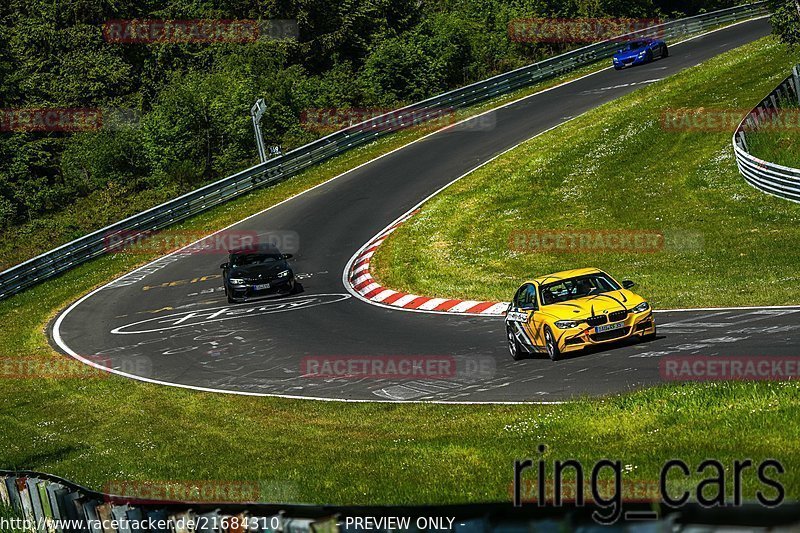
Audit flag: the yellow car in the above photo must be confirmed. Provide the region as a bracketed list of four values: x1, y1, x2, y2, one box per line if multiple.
[505, 268, 656, 361]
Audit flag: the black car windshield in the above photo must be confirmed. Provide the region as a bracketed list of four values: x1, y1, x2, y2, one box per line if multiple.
[540, 274, 621, 305]
[230, 253, 283, 267]
[622, 40, 648, 51]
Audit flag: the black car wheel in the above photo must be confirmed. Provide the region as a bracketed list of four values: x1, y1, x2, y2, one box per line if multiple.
[544, 327, 561, 362]
[279, 279, 299, 295]
[507, 327, 523, 361]
[662, 44, 668, 57]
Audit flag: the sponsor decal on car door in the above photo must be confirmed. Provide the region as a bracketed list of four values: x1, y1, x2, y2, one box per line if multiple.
[508, 309, 539, 351]
[508, 283, 544, 351]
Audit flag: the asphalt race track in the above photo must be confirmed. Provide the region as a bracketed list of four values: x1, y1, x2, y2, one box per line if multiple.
[51, 17, 797, 403]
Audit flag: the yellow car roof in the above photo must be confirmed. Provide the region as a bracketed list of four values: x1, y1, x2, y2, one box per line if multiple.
[527, 267, 604, 286]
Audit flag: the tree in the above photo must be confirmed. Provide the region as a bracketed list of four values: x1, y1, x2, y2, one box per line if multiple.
[770, 0, 800, 46]
[141, 70, 254, 184]
[360, 35, 442, 105]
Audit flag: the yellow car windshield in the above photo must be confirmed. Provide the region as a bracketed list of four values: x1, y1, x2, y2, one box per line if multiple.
[540, 274, 620, 305]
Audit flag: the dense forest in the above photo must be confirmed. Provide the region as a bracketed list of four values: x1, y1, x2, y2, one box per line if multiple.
[0, 0, 750, 261]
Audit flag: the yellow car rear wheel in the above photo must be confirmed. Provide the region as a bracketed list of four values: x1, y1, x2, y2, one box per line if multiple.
[507, 327, 523, 361]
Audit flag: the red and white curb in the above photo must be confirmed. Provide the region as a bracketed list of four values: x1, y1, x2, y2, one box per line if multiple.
[346, 210, 509, 316]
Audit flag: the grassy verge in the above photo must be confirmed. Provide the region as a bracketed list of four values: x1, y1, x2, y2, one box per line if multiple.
[1, 377, 799, 503]
[372, 36, 800, 309]
[747, 102, 800, 168]
[2, 27, 800, 506]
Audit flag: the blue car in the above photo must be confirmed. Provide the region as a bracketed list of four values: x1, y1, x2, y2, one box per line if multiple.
[612, 39, 668, 70]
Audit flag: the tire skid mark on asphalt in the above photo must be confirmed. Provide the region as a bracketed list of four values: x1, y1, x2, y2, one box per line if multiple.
[660, 309, 799, 329]
[109, 293, 352, 334]
[628, 308, 800, 360]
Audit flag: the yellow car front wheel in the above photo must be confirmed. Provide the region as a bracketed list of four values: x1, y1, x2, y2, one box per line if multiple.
[544, 326, 561, 361]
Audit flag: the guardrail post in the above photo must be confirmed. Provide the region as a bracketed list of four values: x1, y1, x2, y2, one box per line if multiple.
[251, 98, 268, 163]
[777, 83, 787, 106]
[793, 65, 800, 105]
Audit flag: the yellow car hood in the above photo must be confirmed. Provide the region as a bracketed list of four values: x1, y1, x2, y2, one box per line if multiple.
[538, 290, 646, 320]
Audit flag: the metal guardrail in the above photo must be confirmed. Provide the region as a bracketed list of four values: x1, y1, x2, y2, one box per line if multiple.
[3, 470, 800, 531]
[0, 3, 769, 301]
[733, 65, 800, 203]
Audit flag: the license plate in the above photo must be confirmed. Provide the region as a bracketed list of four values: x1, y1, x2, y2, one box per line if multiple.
[253, 283, 271, 290]
[595, 321, 624, 333]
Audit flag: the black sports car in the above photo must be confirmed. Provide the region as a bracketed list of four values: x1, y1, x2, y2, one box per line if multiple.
[220, 243, 298, 303]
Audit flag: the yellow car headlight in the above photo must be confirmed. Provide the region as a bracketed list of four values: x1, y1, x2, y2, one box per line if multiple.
[631, 301, 650, 313]
[554, 320, 580, 329]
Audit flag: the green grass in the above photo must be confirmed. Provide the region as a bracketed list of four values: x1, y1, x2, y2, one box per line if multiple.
[372, 36, 800, 309]
[1, 377, 799, 504]
[747, 101, 800, 168]
[2, 30, 800, 506]
[0, 505, 26, 533]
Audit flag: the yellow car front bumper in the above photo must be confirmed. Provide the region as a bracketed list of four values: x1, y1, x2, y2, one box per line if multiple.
[557, 312, 656, 353]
